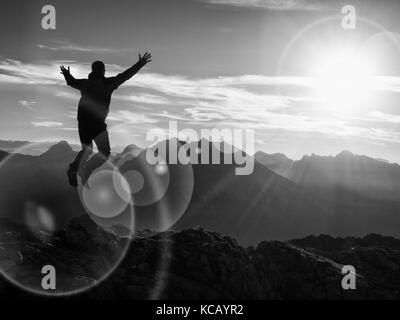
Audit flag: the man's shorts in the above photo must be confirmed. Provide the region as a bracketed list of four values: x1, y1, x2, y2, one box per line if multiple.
[78, 121, 110, 156]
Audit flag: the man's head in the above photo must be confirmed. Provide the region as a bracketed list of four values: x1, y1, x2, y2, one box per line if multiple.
[91, 61, 106, 77]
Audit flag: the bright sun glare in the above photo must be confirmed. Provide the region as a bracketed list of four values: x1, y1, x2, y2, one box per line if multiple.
[314, 50, 375, 112]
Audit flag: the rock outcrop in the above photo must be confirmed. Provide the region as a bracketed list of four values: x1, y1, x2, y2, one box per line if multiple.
[1, 216, 399, 300]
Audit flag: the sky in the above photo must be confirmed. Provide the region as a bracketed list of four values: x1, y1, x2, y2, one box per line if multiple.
[1, 0, 400, 162]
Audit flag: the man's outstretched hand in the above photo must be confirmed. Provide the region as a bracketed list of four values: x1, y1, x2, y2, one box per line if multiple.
[138, 52, 152, 66]
[60, 65, 71, 77]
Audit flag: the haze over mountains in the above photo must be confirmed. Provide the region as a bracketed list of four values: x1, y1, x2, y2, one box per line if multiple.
[0, 139, 124, 155]
[255, 150, 400, 201]
[0, 140, 400, 246]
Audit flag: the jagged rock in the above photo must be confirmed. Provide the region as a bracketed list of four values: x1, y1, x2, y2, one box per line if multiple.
[1, 223, 400, 300]
[64, 215, 121, 255]
[78, 230, 400, 300]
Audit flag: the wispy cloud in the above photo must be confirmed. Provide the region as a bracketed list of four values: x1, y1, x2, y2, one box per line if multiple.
[32, 121, 64, 128]
[114, 93, 170, 105]
[107, 110, 159, 124]
[37, 40, 137, 54]
[0, 57, 71, 85]
[59, 127, 78, 131]
[56, 91, 80, 100]
[3, 57, 400, 145]
[367, 111, 400, 124]
[18, 100, 36, 111]
[373, 76, 400, 93]
[199, 0, 326, 11]
[0, 57, 119, 85]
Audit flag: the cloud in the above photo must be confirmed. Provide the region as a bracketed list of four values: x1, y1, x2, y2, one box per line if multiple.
[150, 111, 194, 121]
[373, 76, 400, 93]
[56, 91, 80, 100]
[113, 93, 170, 105]
[3, 57, 400, 145]
[120, 73, 317, 110]
[0, 57, 117, 86]
[18, 100, 36, 111]
[32, 121, 63, 127]
[37, 40, 137, 54]
[0, 57, 71, 85]
[367, 111, 400, 124]
[59, 127, 78, 131]
[107, 110, 159, 125]
[199, 0, 326, 11]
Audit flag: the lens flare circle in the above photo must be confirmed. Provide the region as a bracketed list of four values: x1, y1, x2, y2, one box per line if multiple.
[117, 141, 194, 234]
[81, 169, 131, 219]
[0, 142, 134, 296]
[122, 170, 145, 194]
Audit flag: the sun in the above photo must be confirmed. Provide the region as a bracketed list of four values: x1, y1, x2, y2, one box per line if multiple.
[314, 49, 375, 112]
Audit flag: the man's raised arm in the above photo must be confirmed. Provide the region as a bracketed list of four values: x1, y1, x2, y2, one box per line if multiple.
[111, 52, 152, 89]
[60, 65, 83, 90]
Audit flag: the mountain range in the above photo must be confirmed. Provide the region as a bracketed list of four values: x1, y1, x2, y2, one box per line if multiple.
[255, 150, 400, 201]
[1, 140, 400, 299]
[0, 140, 400, 246]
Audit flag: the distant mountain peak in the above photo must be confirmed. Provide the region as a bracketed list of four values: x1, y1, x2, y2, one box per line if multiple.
[120, 144, 143, 158]
[121, 144, 141, 153]
[255, 152, 292, 162]
[336, 150, 354, 158]
[40, 141, 74, 158]
[270, 153, 290, 161]
[274, 152, 289, 158]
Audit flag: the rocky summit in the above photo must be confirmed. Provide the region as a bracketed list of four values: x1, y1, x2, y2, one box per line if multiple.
[0, 216, 399, 299]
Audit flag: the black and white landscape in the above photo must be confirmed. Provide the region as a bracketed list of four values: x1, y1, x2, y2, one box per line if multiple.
[0, 140, 399, 299]
[1, 0, 400, 301]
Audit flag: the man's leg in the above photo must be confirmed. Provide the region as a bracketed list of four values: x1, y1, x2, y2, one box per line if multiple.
[69, 145, 92, 171]
[67, 125, 93, 186]
[81, 127, 111, 185]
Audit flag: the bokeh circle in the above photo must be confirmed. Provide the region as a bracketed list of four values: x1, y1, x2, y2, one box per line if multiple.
[0, 141, 134, 296]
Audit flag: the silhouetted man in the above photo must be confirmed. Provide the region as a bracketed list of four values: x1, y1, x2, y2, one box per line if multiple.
[60, 52, 152, 187]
